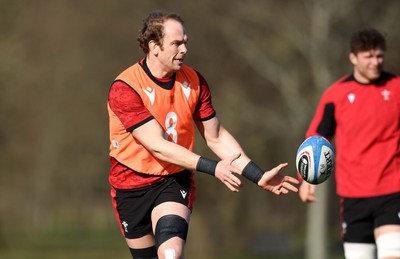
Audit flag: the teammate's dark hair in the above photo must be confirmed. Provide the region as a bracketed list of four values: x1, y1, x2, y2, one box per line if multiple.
[137, 11, 184, 54]
[350, 28, 386, 54]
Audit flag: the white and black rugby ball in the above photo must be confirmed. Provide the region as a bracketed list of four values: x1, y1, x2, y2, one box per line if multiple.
[296, 136, 335, 184]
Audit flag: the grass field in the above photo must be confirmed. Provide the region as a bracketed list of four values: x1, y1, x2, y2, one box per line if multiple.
[0, 228, 344, 259]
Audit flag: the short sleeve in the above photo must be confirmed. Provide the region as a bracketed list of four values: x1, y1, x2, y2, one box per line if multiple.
[108, 80, 153, 131]
[194, 72, 216, 121]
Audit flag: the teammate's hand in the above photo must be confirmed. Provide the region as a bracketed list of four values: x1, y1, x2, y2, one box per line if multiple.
[298, 181, 317, 202]
[257, 163, 299, 195]
[214, 153, 243, 192]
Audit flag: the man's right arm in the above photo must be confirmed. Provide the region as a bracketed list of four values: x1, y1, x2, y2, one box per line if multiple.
[132, 118, 243, 192]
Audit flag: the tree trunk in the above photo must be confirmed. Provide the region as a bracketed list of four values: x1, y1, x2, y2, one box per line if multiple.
[305, 183, 329, 259]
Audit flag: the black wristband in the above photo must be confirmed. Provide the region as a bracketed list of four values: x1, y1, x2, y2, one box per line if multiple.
[242, 161, 264, 184]
[196, 157, 218, 176]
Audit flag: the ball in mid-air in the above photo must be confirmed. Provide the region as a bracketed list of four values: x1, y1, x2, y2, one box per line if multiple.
[296, 136, 335, 184]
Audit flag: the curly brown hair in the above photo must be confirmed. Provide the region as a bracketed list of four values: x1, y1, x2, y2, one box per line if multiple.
[350, 28, 386, 54]
[137, 11, 184, 54]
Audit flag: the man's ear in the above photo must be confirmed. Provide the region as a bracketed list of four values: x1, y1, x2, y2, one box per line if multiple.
[349, 52, 357, 65]
[149, 40, 159, 56]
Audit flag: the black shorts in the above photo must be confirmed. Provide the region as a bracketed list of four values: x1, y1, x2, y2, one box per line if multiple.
[111, 170, 194, 239]
[340, 192, 400, 243]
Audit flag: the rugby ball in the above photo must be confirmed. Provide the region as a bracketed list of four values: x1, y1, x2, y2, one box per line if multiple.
[296, 136, 335, 184]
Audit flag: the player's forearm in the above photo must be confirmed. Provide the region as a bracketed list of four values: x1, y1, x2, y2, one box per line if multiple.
[151, 139, 200, 171]
[151, 140, 220, 176]
[131, 120, 202, 170]
[206, 128, 251, 172]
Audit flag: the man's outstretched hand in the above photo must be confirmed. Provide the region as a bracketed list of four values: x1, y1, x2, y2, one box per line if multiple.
[258, 163, 299, 195]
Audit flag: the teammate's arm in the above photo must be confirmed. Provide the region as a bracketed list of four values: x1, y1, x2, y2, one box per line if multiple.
[299, 182, 317, 202]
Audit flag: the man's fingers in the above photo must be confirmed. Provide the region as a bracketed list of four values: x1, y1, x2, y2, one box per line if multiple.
[227, 164, 242, 175]
[226, 174, 242, 187]
[276, 162, 288, 170]
[224, 182, 239, 192]
[281, 179, 299, 192]
[280, 188, 289, 194]
[284, 176, 300, 184]
[269, 163, 289, 177]
[283, 182, 298, 192]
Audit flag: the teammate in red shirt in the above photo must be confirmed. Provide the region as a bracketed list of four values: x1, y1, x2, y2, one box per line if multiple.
[108, 11, 299, 259]
[299, 28, 400, 259]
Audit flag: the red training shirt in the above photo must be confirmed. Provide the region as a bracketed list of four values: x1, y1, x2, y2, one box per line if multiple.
[307, 72, 400, 197]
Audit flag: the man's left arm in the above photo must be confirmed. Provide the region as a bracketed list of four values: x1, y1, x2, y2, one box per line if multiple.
[196, 117, 299, 194]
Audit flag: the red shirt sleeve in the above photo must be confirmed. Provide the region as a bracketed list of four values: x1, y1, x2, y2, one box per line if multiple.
[194, 72, 216, 121]
[108, 80, 153, 131]
[306, 87, 335, 141]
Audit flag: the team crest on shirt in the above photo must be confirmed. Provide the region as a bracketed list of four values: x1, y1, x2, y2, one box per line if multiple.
[347, 93, 356, 103]
[180, 81, 191, 100]
[381, 89, 391, 101]
[143, 86, 155, 105]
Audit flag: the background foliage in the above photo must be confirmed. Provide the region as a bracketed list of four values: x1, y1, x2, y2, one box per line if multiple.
[1, 0, 400, 258]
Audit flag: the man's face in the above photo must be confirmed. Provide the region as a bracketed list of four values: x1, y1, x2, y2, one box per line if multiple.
[157, 19, 188, 77]
[349, 49, 384, 83]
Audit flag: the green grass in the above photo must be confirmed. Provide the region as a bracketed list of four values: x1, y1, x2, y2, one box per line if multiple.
[0, 228, 344, 259]
[0, 228, 130, 259]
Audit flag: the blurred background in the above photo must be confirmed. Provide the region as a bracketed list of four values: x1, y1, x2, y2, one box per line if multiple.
[1, 0, 400, 258]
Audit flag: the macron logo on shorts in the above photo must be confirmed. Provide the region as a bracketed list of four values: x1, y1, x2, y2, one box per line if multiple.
[122, 221, 129, 233]
[180, 190, 187, 199]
